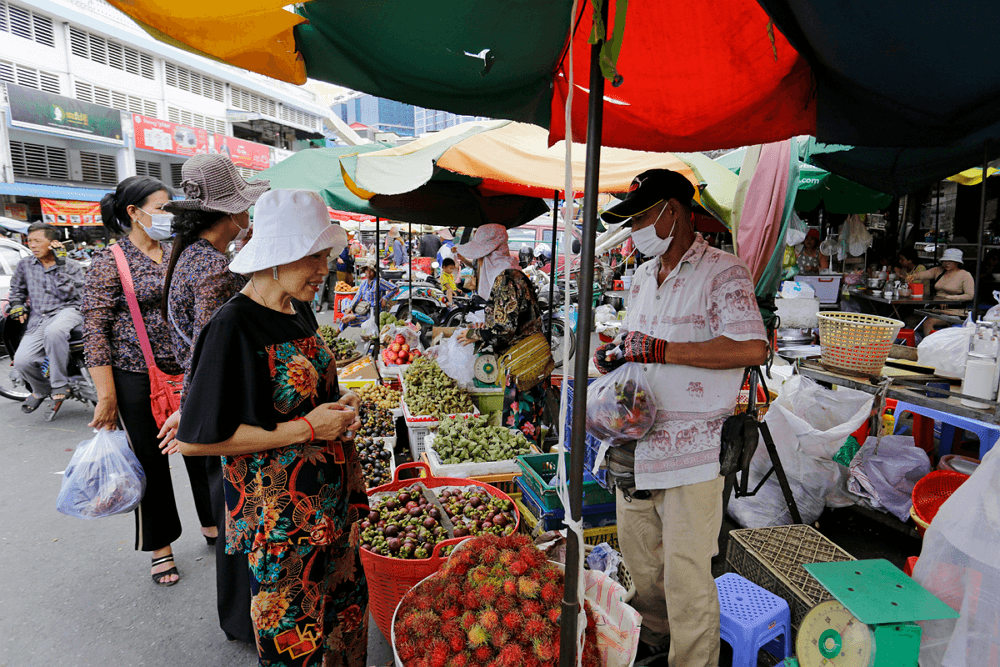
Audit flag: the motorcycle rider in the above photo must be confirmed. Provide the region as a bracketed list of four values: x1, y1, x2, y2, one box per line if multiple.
[8, 223, 86, 413]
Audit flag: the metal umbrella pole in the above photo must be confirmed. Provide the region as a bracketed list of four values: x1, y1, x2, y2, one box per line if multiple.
[408, 220, 413, 319]
[373, 217, 383, 381]
[973, 139, 990, 316]
[548, 189, 560, 343]
[559, 0, 607, 664]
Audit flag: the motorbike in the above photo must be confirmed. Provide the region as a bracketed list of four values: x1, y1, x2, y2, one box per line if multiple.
[0, 305, 98, 421]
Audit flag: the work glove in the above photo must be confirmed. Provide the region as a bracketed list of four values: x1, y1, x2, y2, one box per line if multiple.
[620, 331, 669, 365]
[7, 303, 28, 321]
[593, 343, 625, 375]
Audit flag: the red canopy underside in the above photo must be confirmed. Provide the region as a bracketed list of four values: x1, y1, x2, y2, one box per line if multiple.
[550, 0, 817, 152]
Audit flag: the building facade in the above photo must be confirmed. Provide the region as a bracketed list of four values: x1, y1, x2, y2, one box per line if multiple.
[331, 92, 489, 139]
[0, 0, 330, 230]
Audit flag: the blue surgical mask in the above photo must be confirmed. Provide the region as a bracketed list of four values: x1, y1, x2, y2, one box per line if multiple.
[138, 208, 173, 241]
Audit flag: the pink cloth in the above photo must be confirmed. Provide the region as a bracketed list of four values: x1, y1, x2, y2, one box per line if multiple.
[456, 224, 519, 299]
[736, 142, 791, 285]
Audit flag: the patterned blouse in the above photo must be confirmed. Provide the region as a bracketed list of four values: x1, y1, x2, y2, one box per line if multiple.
[82, 237, 182, 375]
[466, 268, 542, 354]
[166, 239, 246, 389]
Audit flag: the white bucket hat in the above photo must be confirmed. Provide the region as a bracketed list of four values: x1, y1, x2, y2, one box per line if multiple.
[229, 189, 348, 275]
[941, 248, 964, 264]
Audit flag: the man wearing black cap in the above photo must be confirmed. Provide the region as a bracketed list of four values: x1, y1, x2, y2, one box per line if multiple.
[596, 169, 768, 667]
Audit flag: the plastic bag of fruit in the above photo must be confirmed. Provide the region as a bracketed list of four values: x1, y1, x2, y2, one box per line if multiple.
[380, 325, 424, 366]
[585, 362, 657, 446]
[434, 328, 475, 388]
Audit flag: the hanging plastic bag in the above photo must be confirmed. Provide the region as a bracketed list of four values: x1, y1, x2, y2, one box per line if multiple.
[435, 329, 476, 388]
[361, 315, 378, 341]
[917, 323, 975, 379]
[984, 291, 1000, 322]
[785, 213, 807, 247]
[56, 430, 145, 519]
[585, 363, 657, 446]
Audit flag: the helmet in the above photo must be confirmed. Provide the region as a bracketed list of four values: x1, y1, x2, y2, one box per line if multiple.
[534, 243, 552, 260]
[518, 245, 533, 267]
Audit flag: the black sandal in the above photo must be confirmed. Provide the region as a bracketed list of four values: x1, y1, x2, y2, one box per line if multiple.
[151, 555, 180, 587]
[21, 395, 45, 414]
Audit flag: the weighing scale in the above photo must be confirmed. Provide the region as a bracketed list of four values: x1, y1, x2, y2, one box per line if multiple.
[791, 559, 958, 667]
[473, 352, 501, 388]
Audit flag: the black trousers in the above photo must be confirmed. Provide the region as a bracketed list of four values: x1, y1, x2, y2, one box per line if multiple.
[207, 455, 254, 644]
[113, 369, 214, 551]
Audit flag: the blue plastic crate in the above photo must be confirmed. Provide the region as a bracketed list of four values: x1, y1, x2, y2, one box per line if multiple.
[514, 477, 617, 532]
[563, 378, 607, 485]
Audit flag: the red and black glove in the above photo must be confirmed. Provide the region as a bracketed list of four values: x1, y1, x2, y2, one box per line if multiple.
[593, 343, 624, 375]
[620, 331, 669, 365]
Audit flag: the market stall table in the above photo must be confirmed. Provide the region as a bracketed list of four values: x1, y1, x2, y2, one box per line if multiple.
[848, 288, 968, 321]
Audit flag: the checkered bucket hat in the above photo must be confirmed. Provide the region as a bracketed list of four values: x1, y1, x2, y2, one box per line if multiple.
[162, 154, 270, 215]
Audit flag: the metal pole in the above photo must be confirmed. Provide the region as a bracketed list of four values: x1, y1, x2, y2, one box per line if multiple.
[374, 217, 382, 367]
[974, 140, 990, 316]
[548, 190, 560, 343]
[559, 1, 606, 665]
[408, 220, 413, 319]
[934, 181, 941, 263]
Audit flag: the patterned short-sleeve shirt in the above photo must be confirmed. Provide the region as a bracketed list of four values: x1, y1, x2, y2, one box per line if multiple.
[625, 235, 767, 491]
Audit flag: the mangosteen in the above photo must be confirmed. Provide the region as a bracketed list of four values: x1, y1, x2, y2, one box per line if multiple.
[385, 525, 400, 537]
[398, 492, 411, 504]
[361, 521, 371, 530]
[482, 521, 493, 530]
[494, 514, 508, 528]
[406, 501, 419, 510]
[454, 526, 469, 537]
[422, 517, 437, 529]
[384, 499, 397, 511]
[408, 507, 423, 517]
[428, 508, 441, 520]
[470, 497, 482, 508]
[387, 538, 401, 553]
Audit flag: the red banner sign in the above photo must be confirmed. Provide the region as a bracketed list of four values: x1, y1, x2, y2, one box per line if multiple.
[133, 114, 209, 157]
[213, 134, 271, 171]
[40, 199, 102, 226]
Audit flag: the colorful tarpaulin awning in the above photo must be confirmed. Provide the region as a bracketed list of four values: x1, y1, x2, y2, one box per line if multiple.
[339, 120, 739, 227]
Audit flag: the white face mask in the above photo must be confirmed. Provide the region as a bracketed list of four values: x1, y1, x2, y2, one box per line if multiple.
[138, 208, 173, 241]
[232, 215, 251, 242]
[630, 205, 673, 257]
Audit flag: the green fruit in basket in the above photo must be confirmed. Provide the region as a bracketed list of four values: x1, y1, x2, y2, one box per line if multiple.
[433, 415, 531, 464]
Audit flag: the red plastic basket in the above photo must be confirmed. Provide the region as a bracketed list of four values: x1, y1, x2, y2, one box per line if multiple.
[360, 461, 520, 640]
[911, 470, 969, 526]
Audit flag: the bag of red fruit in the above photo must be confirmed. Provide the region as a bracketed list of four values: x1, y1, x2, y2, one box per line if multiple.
[585, 362, 657, 446]
[381, 325, 424, 366]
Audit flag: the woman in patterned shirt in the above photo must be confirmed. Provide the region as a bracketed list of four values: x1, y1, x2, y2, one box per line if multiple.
[176, 190, 367, 667]
[83, 176, 189, 587]
[157, 154, 269, 641]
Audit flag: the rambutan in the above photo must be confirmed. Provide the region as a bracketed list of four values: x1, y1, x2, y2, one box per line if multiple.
[461, 611, 478, 631]
[524, 655, 542, 667]
[467, 624, 490, 647]
[469, 565, 490, 585]
[519, 546, 547, 568]
[546, 607, 561, 625]
[499, 550, 518, 568]
[480, 545, 500, 564]
[479, 582, 499, 605]
[522, 614, 549, 642]
[445, 583, 464, 600]
[446, 652, 469, 667]
[502, 578, 518, 596]
[398, 641, 417, 661]
[533, 638, 558, 663]
[517, 576, 540, 599]
[447, 632, 465, 653]
[463, 590, 480, 609]
[478, 608, 500, 632]
[441, 606, 461, 622]
[509, 559, 529, 576]
[540, 581, 561, 605]
[473, 645, 494, 663]
[441, 620, 462, 639]
[489, 628, 510, 648]
[430, 641, 451, 667]
[522, 600, 544, 616]
[496, 644, 526, 667]
[501, 611, 523, 632]
[495, 595, 514, 613]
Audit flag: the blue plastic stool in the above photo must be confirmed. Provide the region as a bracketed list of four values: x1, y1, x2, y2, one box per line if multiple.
[892, 400, 1000, 458]
[716, 573, 792, 667]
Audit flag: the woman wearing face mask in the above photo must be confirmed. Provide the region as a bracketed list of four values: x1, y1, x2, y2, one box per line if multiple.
[156, 154, 269, 640]
[84, 176, 188, 586]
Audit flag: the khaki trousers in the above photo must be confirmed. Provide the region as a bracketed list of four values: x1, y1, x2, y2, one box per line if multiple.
[616, 476, 724, 667]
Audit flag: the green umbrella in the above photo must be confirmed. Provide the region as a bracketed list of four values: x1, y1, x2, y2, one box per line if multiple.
[718, 145, 892, 214]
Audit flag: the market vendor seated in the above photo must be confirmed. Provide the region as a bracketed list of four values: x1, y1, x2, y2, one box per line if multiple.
[910, 248, 976, 335]
[594, 169, 768, 667]
[895, 246, 927, 282]
[340, 257, 398, 328]
[796, 229, 828, 274]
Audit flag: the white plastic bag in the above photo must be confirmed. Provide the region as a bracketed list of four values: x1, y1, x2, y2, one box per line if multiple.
[434, 329, 476, 388]
[984, 291, 1000, 322]
[913, 447, 1000, 667]
[361, 316, 378, 340]
[785, 213, 807, 247]
[585, 363, 657, 446]
[847, 435, 931, 521]
[727, 376, 872, 527]
[918, 324, 974, 379]
[56, 430, 145, 519]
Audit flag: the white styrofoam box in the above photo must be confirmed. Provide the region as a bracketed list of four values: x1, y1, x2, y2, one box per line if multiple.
[795, 274, 843, 305]
[775, 296, 821, 329]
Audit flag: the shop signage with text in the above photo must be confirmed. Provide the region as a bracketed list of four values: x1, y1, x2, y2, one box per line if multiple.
[213, 134, 271, 171]
[7, 84, 123, 144]
[41, 199, 103, 226]
[132, 114, 209, 157]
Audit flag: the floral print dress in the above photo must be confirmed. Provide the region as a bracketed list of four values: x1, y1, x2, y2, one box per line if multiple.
[177, 294, 368, 667]
[465, 269, 549, 443]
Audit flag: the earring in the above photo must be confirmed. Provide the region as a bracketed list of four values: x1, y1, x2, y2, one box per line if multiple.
[272, 267, 279, 280]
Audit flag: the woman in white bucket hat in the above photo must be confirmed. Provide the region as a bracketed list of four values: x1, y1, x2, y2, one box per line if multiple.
[175, 189, 369, 666]
[910, 247, 976, 335]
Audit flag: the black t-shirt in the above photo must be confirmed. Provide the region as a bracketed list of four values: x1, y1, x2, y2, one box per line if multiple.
[177, 293, 368, 553]
[419, 234, 442, 258]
